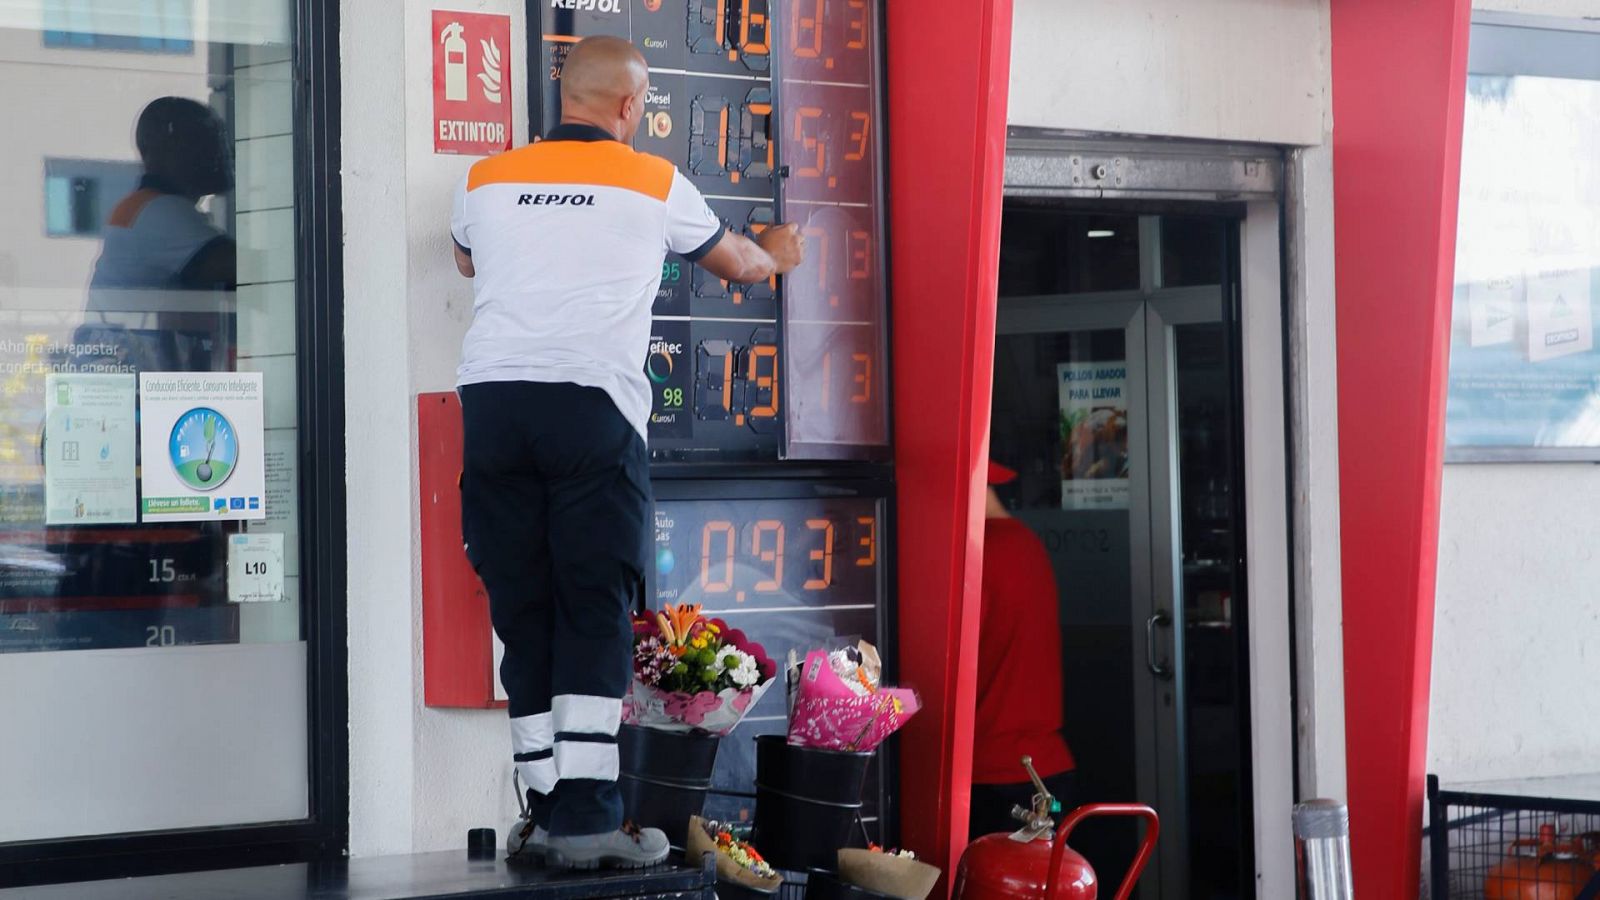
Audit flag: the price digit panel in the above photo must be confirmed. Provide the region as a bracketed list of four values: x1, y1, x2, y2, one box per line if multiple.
[649, 491, 890, 834]
[534, 0, 889, 461]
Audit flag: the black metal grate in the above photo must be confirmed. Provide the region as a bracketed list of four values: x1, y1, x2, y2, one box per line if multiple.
[1428, 775, 1600, 899]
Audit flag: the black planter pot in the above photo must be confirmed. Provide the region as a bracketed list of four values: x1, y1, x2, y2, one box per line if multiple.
[751, 735, 874, 873]
[712, 878, 783, 900]
[618, 724, 720, 849]
[803, 869, 897, 900]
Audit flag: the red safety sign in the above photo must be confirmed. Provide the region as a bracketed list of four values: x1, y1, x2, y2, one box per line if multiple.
[432, 10, 513, 156]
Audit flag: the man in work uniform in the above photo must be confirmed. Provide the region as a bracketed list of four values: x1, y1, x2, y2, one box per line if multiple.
[450, 36, 804, 870]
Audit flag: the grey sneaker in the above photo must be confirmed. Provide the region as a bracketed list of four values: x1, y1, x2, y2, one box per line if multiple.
[505, 818, 548, 861]
[545, 822, 670, 870]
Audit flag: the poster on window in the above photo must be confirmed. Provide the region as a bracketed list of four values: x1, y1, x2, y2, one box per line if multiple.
[138, 372, 267, 522]
[43, 373, 137, 526]
[1058, 362, 1130, 510]
[1445, 73, 1600, 458]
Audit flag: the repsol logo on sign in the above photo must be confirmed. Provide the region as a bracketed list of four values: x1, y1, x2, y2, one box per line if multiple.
[517, 193, 596, 207]
[550, 0, 621, 11]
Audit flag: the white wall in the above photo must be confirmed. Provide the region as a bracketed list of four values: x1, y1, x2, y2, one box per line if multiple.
[341, 0, 528, 857]
[1429, 465, 1600, 781]
[1007, 0, 1330, 146]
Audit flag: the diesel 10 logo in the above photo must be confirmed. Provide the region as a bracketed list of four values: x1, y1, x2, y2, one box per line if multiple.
[550, 0, 621, 11]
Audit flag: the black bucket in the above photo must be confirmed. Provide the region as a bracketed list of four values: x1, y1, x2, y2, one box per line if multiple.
[618, 724, 720, 849]
[751, 735, 874, 873]
[802, 869, 897, 900]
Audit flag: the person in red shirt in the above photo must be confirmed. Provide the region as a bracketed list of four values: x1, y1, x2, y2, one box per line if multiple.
[969, 460, 1077, 840]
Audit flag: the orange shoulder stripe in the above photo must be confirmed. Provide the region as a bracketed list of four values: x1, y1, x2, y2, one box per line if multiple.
[107, 189, 160, 228]
[467, 142, 674, 201]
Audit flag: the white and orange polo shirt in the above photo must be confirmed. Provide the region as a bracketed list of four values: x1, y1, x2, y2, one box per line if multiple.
[451, 124, 725, 438]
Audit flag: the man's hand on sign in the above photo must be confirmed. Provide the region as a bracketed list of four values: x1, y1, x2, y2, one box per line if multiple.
[757, 223, 805, 274]
[697, 222, 805, 286]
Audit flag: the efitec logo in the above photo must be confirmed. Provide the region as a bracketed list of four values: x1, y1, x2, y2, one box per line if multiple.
[646, 337, 683, 383]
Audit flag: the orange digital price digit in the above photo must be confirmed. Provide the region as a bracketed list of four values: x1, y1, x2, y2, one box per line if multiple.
[846, 0, 868, 50]
[792, 0, 823, 59]
[846, 230, 871, 280]
[701, 521, 736, 592]
[719, 347, 735, 416]
[852, 352, 872, 404]
[794, 107, 826, 179]
[747, 344, 780, 419]
[748, 101, 776, 175]
[804, 519, 835, 590]
[855, 515, 877, 567]
[752, 520, 785, 591]
[845, 111, 870, 162]
[739, 0, 770, 56]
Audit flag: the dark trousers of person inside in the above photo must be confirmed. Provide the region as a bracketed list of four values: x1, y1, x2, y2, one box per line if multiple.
[460, 380, 651, 837]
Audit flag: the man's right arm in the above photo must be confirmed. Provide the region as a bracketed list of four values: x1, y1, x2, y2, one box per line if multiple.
[695, 224, 804, 285]
[664, 169, 804, 285]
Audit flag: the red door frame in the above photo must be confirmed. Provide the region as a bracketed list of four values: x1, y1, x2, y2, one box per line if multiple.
[1330, 0, 1472, 894]
[885, 0, 1015, 881]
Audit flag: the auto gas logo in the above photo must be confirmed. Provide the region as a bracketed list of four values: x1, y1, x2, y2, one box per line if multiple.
[550, 0, 621, 11]
[646, 337, 683, 383]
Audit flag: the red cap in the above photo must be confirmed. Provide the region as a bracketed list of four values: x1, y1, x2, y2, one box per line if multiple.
[987, 460, 1017, 485]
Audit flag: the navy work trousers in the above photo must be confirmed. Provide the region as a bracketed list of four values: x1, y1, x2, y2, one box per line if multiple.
[460, 380, 650, 837]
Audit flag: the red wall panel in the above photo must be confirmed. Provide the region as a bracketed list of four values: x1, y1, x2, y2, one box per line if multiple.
[1330, 1, 1472, 894]
[886, 0, 1015, 881]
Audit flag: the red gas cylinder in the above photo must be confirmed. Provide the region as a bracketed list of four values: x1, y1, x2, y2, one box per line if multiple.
[953, 803, 1160, 900]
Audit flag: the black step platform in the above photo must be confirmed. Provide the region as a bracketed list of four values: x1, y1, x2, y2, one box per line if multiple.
[0, 852, 714, 900]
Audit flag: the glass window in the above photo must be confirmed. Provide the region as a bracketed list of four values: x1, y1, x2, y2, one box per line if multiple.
[997, 208, 1141, 296]
[42, 0, 195, 53]
[0, 0, 306, 843]
[1445, 22, 1600, 458]
[1159, 216, 1224, 288]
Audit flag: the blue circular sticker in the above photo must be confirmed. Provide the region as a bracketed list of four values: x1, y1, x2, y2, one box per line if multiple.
[168, 407, 239, 491]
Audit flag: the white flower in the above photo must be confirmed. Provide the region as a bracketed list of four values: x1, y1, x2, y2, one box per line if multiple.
[716, 646, 761, 688]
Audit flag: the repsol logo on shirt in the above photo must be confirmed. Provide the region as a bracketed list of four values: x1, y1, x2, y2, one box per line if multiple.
[517, 193, 596, 207]
[550, 0, 620, 11]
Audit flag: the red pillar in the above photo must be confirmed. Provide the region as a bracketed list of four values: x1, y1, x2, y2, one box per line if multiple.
[1330, 1, 1472, 894]
[886, 0, 1015, 881]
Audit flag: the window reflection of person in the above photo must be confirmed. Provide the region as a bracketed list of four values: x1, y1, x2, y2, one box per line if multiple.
[77, 96, 236, 375]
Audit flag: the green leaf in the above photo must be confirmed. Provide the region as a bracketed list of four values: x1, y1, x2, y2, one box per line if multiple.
[203, 416, 216, 441]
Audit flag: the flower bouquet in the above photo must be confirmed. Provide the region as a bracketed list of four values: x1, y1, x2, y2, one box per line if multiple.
[687, 815, 783, 895]
[624, 603, 777, 735]
[787, 640, 920, 752]
[837, 846, 941, 900]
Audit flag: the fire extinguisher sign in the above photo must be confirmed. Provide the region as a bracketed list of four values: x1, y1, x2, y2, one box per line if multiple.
[432, 10, 513, 156]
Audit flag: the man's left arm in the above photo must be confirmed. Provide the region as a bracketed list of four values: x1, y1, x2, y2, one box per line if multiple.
[451, 174, 474, 277]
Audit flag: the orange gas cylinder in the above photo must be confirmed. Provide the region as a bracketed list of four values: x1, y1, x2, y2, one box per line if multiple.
[953, 803, 1159, 900]
[1484, 825, 1595, 900]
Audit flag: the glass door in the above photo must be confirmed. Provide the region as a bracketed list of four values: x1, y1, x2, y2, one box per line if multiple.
[990, 210, 1251, 899]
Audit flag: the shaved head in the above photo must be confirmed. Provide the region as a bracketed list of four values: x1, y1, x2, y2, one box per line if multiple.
[560, 36, 649, 141]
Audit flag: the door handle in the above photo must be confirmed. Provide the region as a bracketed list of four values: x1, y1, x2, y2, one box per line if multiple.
[1145, 610, 1173, 681]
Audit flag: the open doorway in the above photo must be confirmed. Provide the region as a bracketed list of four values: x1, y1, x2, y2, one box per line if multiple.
[986, 204, 1254, 900]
